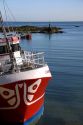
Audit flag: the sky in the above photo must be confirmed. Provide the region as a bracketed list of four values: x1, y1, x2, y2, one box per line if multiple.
[0, 0, 83, 22]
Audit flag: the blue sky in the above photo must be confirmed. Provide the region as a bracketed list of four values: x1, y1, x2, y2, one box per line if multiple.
[0, 0, 83, 22]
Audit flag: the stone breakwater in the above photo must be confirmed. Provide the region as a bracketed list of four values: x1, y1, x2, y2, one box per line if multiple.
[0, 25, 63, 33]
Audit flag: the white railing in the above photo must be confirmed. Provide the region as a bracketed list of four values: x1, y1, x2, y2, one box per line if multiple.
[22, 51, 45, 66]
[0, 51, 46, 75]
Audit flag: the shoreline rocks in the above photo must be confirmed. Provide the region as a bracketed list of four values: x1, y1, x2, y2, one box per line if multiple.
[0, 25, 63, 34]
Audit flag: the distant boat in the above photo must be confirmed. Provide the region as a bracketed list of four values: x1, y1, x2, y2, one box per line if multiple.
[19, 32, 26, 39]
[19, 32, 32, 40]
[75, 25, 79, 27]
[26, 33, 32, 40]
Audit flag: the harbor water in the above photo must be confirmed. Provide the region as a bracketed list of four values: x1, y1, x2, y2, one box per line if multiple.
[20, 22, 83, 125]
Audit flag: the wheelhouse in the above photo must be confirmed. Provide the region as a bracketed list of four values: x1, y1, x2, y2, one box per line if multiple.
[0, 33, 20, 55]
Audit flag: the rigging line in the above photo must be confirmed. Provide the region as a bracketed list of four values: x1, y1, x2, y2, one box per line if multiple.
[3, 0, 10, 32]
[4, 0, 16, 21]
[3, 0, 15, 32]
[4, 0, 19, 33]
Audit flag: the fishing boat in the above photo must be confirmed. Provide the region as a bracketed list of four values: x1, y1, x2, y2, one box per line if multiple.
[0, 5, 52, 125]
[26, 33, 32, 40]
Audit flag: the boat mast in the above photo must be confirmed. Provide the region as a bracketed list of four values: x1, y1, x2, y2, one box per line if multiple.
[0, 11, 16, 72]
[0, 11, 11, 53]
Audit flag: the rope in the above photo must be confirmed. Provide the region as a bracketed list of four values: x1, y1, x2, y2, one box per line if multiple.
[3, 0, 19, 33]
[3, 0, 10, 32]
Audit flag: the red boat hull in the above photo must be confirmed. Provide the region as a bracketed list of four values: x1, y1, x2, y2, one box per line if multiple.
[0, 77, 51, 123]
[0, 65, 51, 124]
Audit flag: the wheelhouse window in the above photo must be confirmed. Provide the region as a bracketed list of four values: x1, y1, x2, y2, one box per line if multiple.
[0, 45, 8, 54]
[11, 43, 21, 52]
[0, 44, 21, 54]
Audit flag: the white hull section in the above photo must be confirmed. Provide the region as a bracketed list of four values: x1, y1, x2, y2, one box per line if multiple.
[0, 65, 51, 85]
